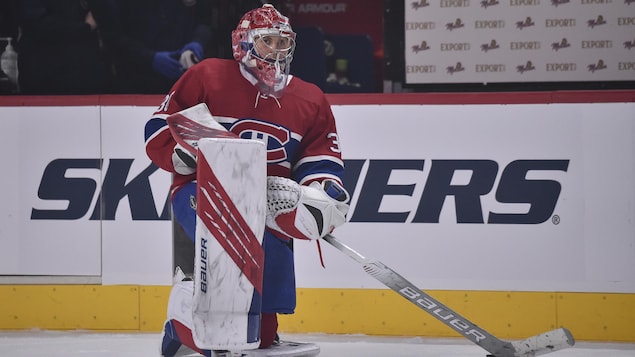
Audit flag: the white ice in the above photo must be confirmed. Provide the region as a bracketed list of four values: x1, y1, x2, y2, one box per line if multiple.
[0, 331, 634, 357]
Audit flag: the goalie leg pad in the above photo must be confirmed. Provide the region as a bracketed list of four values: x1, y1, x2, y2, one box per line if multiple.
[162, 319, 214, 357]
[163, 279, 214, 357]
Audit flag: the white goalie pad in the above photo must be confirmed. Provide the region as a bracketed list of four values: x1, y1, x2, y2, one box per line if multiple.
[166, 103, 237, 156]
[166, 276, 195, 329]
[193, 137, 267, 351]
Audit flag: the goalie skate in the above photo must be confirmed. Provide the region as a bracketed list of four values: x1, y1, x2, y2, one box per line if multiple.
[163, 340, 319, 357]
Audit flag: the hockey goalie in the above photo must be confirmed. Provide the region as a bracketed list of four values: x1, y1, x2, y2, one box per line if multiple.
[143, 5, 349, 357]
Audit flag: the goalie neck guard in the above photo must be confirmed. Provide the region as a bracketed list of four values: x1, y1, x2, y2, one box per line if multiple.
[232, 4, 296, 98]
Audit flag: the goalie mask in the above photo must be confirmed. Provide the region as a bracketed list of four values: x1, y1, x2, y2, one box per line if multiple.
[232, 4, 296, 98]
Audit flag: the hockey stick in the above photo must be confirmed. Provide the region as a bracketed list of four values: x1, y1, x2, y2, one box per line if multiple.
[322, 234, 575, 357]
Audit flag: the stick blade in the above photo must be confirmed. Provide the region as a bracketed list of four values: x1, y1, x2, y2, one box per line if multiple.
[511, 327, 575, 356]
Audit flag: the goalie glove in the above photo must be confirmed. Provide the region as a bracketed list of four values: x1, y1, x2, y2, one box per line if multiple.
[266, 176, 350, 241]
[172, 143, 197, 175]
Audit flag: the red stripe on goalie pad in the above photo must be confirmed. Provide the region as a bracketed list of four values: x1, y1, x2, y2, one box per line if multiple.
[171, 320, 209, 356]
[167, 108, 237, 155]
[196, 154, 264, 293]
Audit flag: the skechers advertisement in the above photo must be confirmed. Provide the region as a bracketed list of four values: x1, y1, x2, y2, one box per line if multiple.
[0, 99, 633, 293]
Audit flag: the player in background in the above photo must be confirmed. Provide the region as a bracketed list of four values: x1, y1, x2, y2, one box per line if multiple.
[144, 4, 349, 356]
[91, 0, 212, 94]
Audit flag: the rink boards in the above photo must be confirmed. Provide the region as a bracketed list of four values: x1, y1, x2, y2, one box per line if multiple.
[0, 92, 634, 342]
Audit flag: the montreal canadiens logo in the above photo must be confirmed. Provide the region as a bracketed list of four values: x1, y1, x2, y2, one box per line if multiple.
[230, 119, 291, 163]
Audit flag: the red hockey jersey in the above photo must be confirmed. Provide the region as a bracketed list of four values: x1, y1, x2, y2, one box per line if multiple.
[144, 58, 345, 195]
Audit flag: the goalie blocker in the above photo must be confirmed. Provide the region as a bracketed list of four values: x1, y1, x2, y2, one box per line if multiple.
[192, 138, 267, 350]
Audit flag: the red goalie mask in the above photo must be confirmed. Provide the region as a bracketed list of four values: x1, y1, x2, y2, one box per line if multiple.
[232, 4, 296, 98]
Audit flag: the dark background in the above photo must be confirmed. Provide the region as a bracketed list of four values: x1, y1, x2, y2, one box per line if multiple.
[1, 0, 633, 95]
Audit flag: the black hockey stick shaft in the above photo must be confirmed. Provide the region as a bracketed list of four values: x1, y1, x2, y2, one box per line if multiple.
[322, 234, 574, 357]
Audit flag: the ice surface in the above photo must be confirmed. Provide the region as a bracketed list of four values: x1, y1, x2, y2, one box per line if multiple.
[0, 331, 634, 357]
